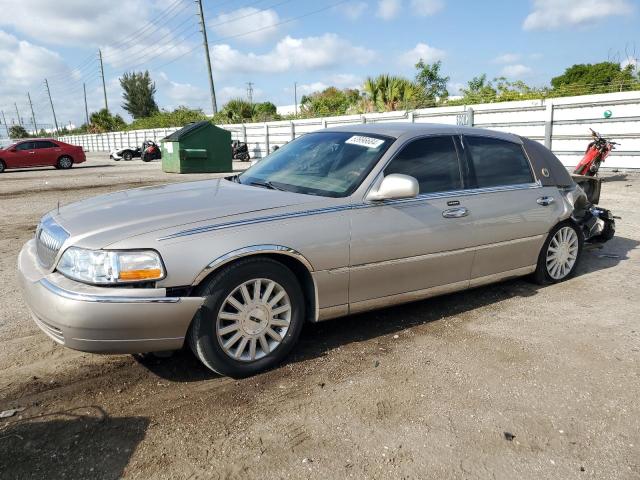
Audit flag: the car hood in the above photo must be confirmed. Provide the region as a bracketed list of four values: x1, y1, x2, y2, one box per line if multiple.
[51, 178, 326, 249]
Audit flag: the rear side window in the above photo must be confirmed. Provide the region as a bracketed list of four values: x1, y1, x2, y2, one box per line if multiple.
[465, 136, 534, 188]
[384, 136, 462, 194]
[34, 141, 57, 149]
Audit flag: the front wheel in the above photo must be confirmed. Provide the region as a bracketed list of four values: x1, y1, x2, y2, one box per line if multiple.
[188, 258, 305, 378]
[0, 160, 5, 173]
[123, 151, 133, 161]
[533, 222, 583, 285]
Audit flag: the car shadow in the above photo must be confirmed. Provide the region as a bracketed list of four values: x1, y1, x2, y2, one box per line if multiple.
[0, 406, 148, 479]
[4, 164, 116, 174]
[601, 173, 629, 183]
[137, 235, 638, 382]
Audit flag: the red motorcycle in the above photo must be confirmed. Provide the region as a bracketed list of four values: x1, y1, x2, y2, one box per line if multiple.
[141, 140, 162, 162]
[573, 129, 618, 176]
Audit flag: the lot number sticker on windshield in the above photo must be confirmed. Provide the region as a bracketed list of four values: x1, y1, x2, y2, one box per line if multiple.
[345, 135, 385, 149]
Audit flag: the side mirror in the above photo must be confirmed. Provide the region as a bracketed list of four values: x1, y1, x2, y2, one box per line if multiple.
[367, 174, 419, 201]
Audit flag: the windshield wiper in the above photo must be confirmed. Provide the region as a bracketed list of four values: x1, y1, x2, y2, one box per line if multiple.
[248, 179, 287, 191]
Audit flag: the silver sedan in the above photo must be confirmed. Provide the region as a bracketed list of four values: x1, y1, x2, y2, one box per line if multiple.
[18, 124, 615, 377]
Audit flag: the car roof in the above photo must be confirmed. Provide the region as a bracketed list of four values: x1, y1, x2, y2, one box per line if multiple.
[324, 122, 521, 143]
[17, 138, 58, 142]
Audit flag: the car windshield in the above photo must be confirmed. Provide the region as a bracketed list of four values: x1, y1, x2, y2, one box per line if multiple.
[238, 131, 393, 197]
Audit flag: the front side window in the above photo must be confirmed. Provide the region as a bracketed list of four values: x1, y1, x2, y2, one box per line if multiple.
[384, 136, 462, 194]
[239, 131, 393, 197]
[15, 142, 35, 151]
[465, 136, 534, 188]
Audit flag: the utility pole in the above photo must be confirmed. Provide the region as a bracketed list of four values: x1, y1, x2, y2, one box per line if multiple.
[196, 0, 218, 114]
[1, 110, 9, 137]
[83, 82, 90, 125]
[44, 78, 60, 134]
[294, 82, 298, 116]
[27, 92, 38, 134]
[246, 82, 254, 107]
[14, 103, 23, 127]
[98, 49, 109, 112]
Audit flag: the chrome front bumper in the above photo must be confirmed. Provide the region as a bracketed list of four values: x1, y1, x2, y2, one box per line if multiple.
[18, 240, 205, 354]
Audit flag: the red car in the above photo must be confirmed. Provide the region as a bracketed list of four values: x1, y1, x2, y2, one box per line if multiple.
[0, 139, 86, 173]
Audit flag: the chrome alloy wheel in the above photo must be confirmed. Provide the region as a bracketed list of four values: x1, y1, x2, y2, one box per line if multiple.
[216, 278, 292, 362]
[546, 226, 579, 280]
[59, 156, 72, 168]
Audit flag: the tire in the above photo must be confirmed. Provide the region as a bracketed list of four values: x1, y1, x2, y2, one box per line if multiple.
[532, 221, 584, 285]
[0, 160, 5, 173]
[188, 258, 305, 378]
[57, 155, 73, 170]
[141, 153, 151, 162]
[123, 151, 133, 161]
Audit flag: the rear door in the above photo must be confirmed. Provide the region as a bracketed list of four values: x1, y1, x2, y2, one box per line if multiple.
[348, 135, 475, 309]
[33, 140, 60, 166]
[459, 134, 563, 284]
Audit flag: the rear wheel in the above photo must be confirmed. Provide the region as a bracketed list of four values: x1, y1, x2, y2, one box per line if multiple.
[533, 221, 583, 285]
[123, 151, 133, 161]
[0, 160, 5, 173]
[57, 155, 73, 170]
[188, 258, 305, 378]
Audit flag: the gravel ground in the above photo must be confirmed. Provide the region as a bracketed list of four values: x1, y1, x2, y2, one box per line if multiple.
[0, 156, 638, 480]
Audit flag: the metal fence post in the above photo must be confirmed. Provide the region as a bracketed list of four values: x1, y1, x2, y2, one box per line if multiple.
[544, 102, 554, 149]
[290, 121, 295, 141]
[408, 111, 415, 123]
[264, 124, 269, 155]
[361, 115, 367, 124]
[242, 124, 247, 144]
[466, 107, 474, 127]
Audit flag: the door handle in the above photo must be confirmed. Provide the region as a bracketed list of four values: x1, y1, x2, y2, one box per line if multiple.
[537, 196, 555, 206]
[442, 207, 469, 218]
[28, 151, 35, 154]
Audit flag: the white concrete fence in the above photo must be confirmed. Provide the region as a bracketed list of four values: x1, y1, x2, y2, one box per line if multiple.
[58, 91, 640, 170]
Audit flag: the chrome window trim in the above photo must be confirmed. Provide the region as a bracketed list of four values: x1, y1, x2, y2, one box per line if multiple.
[39, 278, 181, 304]
[361, 131, 537, 202]
[360, 181, 542, 208]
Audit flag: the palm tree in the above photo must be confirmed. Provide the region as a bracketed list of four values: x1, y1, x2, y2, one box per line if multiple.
[362, 75, 423, 112]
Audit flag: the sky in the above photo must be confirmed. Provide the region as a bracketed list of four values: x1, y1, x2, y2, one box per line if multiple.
[0, 0, 638, 133]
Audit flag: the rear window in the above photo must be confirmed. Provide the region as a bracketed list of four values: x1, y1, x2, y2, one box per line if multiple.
[465, 136, 534, 188]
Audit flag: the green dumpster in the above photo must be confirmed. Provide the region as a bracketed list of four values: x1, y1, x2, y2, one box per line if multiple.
[161, 121, 232, 174]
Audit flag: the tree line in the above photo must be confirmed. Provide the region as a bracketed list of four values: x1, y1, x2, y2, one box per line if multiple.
[8, 60, 639, 139]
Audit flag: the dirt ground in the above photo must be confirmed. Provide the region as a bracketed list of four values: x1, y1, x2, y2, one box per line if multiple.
[0, 155, 638, 480]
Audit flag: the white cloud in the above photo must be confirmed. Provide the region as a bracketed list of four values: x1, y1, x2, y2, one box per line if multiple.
[0, 30, 73, 130]
[500, 64, 533, 78]
[102, 31, 195, 69]
[336, 1, 369, 20]
[296, 82, 331, 96]
[210, 7, 280, 44]
[377, 0, 402, 19]
[0, 0, 149, 45]
[399, 42, 446, 67]
[155, 72, 208, 110]
[330, 73, 363, 89]
[410, 0, 444, 16]
[211, 34, 375, 74]
[493, 53, 521, 64]
[523, 0, 634, 30]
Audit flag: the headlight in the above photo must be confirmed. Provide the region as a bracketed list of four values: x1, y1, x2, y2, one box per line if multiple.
[57, 247, 165, 285]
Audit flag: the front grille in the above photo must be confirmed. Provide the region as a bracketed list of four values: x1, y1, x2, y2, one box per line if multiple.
[35, 216, 69, 269]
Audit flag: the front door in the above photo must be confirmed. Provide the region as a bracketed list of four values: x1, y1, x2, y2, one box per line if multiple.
[11, 141, 37, 168]
[348, 135, 475, 310]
